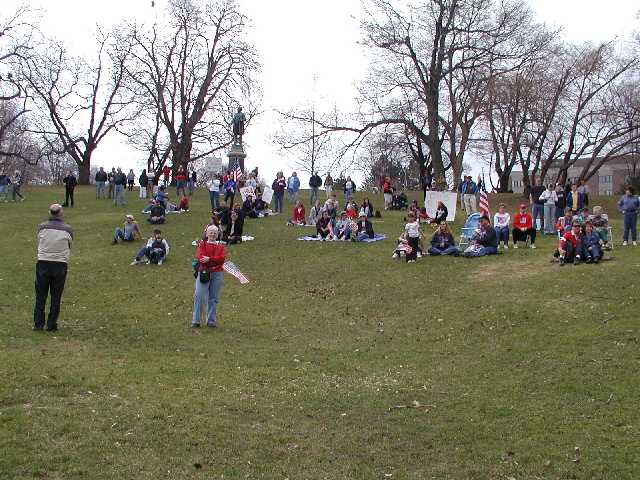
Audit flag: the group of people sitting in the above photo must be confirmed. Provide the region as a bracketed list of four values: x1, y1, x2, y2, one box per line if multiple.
[140, 185, 192, 223]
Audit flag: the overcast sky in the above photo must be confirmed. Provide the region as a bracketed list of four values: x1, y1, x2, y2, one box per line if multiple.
[6, 0, 639, 183]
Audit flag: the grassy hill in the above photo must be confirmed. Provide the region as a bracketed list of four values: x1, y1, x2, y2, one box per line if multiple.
[1, 187, 638, 479]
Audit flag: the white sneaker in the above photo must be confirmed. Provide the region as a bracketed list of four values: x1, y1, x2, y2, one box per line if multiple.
[158, 259, 164, 265]
[623, 241, 628, 246]
[503, 244, 508, 250]
[392, 253, 399, 259]
[513, 243, 519, 249]
[634, 241, 638, 246]
[417, 252, 423, 258]
[130, 259, 142, 266]
[530, 244, 536, 249]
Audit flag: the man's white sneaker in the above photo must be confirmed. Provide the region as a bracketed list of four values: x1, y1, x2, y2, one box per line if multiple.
[392, 253, 399, 259]
[530, 244, 536, 249]
[634, 241, 638, 246]
[513, 244, 519, 249]
[417, 252, 423, 258]
[130, 259, 142, 266]
[623, 241, 628, 246]
[503, 244, 508, 250]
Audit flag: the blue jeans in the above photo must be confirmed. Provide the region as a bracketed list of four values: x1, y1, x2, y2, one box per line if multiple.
[495, 226, 509, 244]
[113, 228, 134, 242]
[208, 190, 219, 210]
[531, 204, 544, 230]
[310, 187, 319, 204]
[543, 204, 556, 234]
[345, 189, 353, 201]
[623, 213, 638, 241]
[136, 246, 165, 263]
[176, 180, 186, 197]
[274, 192, 284, 213]
[585, 243, 602, 259]
[287, 190, 298, 204]
[355, 232, 370, 242]
[96, 181, 106, 198]
[113, 184, 125, 205]
[192, 271, 223, 326]
[428, 246, 458, 256]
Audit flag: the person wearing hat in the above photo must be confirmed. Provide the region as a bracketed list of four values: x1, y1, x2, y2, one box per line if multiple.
[512, 203, 536, 249]
[33, 204, 73, 331]
[354, 210, 374, 241]
[460, 175, 478, 216]
[113, 214, 143, 244]
[192, 225, 226, 328]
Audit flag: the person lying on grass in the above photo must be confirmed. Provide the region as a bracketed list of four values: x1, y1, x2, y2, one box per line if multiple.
[113, 214, 143, 244]
[555, 208, 573, 236]
[288, 200, 306, 226]
[353, 211, 375, 242]
[463, 215, 498, 257]
[428, 222, 459, 256]
[131, 229, 169, 265]
[589, 206, 610, 249]
[316, 210, 334, 240]
[192, 225, 225, 329]
[513, 203, 536, 249]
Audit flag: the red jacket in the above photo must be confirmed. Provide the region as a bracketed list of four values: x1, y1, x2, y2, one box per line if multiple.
[175, 173, 187, 181]
[382, 180, 391, 194]
[513, 213, 532, 230]
[162, 166, 171, 179]
[346, 206, 357, 219]
[195, 241, 225, 272]
[292, 205, 306, 223]
[559, 231, 580, 250]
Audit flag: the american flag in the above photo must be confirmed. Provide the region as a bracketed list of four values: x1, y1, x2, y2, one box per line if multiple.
[223, 261, 250, 284]
[231, 159, 242, 182]
[479, 190, 490, 216]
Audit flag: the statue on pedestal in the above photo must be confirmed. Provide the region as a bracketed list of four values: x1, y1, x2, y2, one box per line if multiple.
[231, 106, 246, 145]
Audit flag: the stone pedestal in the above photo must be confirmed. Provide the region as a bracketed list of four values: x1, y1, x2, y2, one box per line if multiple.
[227, 142, 247, 172]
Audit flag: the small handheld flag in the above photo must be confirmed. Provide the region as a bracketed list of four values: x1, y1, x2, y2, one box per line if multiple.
[223, 261, 250, 284]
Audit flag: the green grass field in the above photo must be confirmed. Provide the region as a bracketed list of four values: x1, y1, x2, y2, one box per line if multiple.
[1, 186, 638, 479]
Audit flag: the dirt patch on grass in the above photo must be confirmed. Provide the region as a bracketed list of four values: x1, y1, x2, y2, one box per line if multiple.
[304, 287, 336, 299]
[471, 258, 549, 281]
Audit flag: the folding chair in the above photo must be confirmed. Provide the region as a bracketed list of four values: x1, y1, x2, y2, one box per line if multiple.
[459, 213, 481, 250]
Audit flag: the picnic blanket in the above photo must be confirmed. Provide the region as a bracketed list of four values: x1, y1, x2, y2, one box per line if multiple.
[297, 234, 387, 242]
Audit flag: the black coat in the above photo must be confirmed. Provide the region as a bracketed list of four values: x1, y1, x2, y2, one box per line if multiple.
[63, 175, 77, 190]
[223, 216, 244, 239]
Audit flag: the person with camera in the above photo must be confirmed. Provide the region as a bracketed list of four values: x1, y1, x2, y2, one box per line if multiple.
[192, 225, 226, 328]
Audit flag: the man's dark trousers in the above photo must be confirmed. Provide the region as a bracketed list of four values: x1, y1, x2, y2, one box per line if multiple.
[34, 261, 68, 330]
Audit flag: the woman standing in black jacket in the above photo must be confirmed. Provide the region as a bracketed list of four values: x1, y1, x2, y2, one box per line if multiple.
[139, 170, 149, 199]
[62, 171, 77, 207]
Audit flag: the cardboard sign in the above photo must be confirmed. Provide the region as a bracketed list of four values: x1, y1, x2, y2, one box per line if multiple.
[424, 191, 457, 221]
[206, 156, 223, 173]
[239, 186, 255, 202]
[261, 185, 273, 204]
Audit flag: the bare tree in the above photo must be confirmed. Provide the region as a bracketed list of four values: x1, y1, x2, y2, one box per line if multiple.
[122, 0, 260, 179]
[18, 31, 133, 183]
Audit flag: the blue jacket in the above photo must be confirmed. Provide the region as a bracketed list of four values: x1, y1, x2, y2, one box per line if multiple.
[287, 176, 300, 193]
[566, 191, 586, 211]
[461, 180, 477, 195]
[618, 195, 640, 215]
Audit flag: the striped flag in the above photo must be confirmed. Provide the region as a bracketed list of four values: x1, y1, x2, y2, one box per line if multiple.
[231, 159, 242, 182]
[223, 261, 250, 284]
[479, 190, 490, 216]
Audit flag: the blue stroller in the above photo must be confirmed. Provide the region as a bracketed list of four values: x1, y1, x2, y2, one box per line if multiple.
[459, 213, 481, 250]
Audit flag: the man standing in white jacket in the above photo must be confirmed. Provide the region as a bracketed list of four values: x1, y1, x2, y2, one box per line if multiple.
[539, 184, 558, 235]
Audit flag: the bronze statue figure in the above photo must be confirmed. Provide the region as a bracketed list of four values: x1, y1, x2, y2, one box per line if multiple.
[232, 107, 246, 145]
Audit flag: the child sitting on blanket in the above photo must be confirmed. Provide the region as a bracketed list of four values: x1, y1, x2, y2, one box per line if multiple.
[288, 200, 306, 226]
[345, 201, 357, 219]
[392, 233, 411, 260]
[316, 210, 334, 240]
[334, 211, 352, 240]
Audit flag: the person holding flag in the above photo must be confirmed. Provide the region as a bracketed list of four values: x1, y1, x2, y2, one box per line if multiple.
[192, 225, 225, 328]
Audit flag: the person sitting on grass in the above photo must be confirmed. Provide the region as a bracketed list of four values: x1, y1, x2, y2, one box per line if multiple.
[131, 229, 169, 265]
[361, 197, 374, 218]
[558, 221, 584, 266]
[222, 209, 244, 244]
[147, 200, 166, 224]
[463, 215, 498, 257]
[334, 211, 352, 240]
[289, 200, 306, 226]
[583, 221, 603, 263]
[430, 201, 448, 225]
[324, 194, 339, 219]
[113, 214, 143, 244]
[253, 192, 268, 217]
[428, 222, 458, 256]
[493, 203, 511, 249]
[177, 194, 190, 212]
[241, 194, 257, 218]
[308, 200, 322, 226]
[589, 206, 610, 249]
[573, 207, 590, 226]
[418, 207, 429, 223]
[192, 225, 226, 328]
[512, 203, 536, 249]
[345, 200, 358, 220]
[555, 208, 573, 236]
[316, 210, 334, 240]
[354, 211, 375, 242]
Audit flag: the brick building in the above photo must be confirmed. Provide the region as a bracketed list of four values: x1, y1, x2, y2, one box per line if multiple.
[509, 154, 639, 195]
